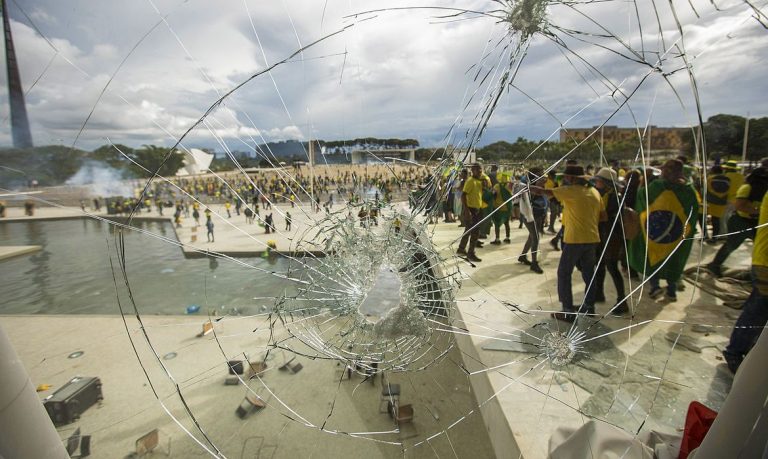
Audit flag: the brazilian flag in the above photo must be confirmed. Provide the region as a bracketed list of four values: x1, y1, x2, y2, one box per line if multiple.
[629, 180, 699, 282]
[706, 174, 730, 218]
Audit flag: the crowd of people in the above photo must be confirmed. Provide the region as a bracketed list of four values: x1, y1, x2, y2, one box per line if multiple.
[20, 156, 762, 374]
[446, 156, 767, 372]
[84, 164, 431, 230]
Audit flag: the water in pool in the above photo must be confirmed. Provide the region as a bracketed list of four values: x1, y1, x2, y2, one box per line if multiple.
[0, 219, 296, 315]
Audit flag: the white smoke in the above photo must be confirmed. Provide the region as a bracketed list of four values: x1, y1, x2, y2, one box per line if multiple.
[65, 160, 134, 197]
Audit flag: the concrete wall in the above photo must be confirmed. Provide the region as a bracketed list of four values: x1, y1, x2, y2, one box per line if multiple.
[454, 311, 522, 459]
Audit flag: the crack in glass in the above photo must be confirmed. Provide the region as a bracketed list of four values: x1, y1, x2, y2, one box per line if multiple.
[2, 0, 767, 456]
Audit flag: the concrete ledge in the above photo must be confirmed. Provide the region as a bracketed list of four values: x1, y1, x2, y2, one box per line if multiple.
[1, 213, 328, 258]
[455, 309, 520, 459]
[0, 245, 42, 261]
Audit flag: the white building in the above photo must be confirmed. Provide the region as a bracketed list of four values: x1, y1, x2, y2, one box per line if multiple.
[176, 148, 214, 176]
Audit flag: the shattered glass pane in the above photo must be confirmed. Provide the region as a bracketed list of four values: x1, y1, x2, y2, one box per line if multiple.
[1, 0, 767, 457]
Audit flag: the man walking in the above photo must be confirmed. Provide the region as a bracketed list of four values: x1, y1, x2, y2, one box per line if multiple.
[534, 164, 602, 320]
[457, 163, 486, 263]
[592, 167, 628, 314]
[722, 190, 768, 373]
[706, 167, 767, 276]
[206, 216, 215, 243]
[629, 159, 698, 302]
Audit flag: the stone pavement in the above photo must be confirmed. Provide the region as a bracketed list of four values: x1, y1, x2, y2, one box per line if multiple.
[2, 314, 493, 459]
[428, 218, 750, 458]
[1, 201, 755, 458]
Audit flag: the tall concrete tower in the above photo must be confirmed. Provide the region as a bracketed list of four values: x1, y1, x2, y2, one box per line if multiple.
[2, 0, 33, 148]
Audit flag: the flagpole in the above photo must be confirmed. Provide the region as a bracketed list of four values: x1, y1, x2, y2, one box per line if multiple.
[647, 124, 651, 158]
[599, 125, 604, 167]
[741, 113, 750, 164]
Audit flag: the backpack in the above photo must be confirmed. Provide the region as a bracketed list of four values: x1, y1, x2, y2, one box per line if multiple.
[622, 207, 640, 240]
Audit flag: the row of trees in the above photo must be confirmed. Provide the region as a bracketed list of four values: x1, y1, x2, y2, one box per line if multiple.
[0, 144, 186, 188]
[693, 114, 768, 159]
[1, 114, 762, 187]
[91, 144, 185, 177]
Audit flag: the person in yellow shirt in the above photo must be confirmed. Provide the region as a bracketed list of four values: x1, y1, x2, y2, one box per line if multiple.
[457, 164, 485, 263]
[533, 164, 602, 320]
[722, 189, 768, 373]
[706, 167, 767, 276]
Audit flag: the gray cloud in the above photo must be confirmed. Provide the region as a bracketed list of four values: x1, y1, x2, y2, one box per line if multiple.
[0, 0, 765, 151]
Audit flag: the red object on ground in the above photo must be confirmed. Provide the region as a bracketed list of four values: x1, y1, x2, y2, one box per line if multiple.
[678, 401, 718, 459]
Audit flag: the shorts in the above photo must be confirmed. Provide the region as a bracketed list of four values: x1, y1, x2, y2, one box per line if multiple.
[492, 211, 509, 226]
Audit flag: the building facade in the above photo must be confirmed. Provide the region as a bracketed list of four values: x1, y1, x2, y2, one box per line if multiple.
[560, 126, 689, 151]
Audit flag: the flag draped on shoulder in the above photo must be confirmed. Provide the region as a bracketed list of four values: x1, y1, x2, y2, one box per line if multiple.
[706, 174, 730, 218]
[629, 179, 699, 282]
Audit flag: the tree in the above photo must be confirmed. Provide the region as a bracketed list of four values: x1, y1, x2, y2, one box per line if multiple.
[745, 117, 768, 162]
[0, 145, 89, 187]
[127, 145, 185, 177]
[703, 114, 745, 156]
[90, 144, 134, 169]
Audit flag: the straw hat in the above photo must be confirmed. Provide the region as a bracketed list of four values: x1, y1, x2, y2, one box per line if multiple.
[594, 167, 618, 183]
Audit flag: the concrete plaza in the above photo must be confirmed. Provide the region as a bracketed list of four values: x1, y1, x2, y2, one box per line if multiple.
[0, 198, 752, 458]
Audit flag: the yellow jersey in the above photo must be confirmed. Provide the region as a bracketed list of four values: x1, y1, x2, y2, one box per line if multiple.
[754, 192, 768, 267]
[725, 171, 745, 201]
[735, 184, 757, 219]
[551, 185, 601, 244]
[463, 177, 485, 209]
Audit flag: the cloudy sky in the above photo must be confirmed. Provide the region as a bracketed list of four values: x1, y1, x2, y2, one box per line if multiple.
[1, 0, 767, 152]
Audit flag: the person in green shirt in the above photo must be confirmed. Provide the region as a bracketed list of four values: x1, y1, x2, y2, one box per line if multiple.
[490, 177, 513, 245]
[629, 159, 699, 302]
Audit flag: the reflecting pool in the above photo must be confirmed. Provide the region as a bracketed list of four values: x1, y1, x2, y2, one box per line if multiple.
[0, 219, 293, 315]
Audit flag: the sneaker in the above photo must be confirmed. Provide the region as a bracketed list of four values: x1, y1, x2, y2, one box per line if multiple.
[518, 256, 531, 265]
[551, 311, 575, 323]
[530, 263, 543, 274]
[457, 248, 467, 256]
[491, 240, 502, 245]
[649, 287, 664, 300]
[503, 238, 511, 243]
[549, 239, 560, 251]
[705, 263, 722, 277]
[611, 302, 629, 316]
[467, 253, 482, 262]
[662, 294, 678, 303]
